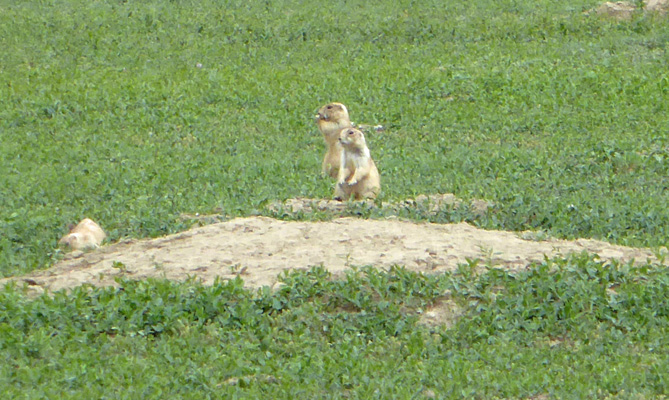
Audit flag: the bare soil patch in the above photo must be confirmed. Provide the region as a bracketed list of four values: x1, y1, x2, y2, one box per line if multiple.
[593, 0, 668, 19]
[267, 193, 492, 217]
[417, 298, 463, 330]
[2, 213, 659, 296]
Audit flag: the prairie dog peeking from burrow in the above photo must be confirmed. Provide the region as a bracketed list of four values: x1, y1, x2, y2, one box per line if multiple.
[58, 218, 106, 251]
[334, 128, 381, 201]
[314, 102, 353, 179]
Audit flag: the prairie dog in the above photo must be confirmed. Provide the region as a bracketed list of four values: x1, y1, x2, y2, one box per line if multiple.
[58, 218, 106, 251]
[334, 128, 381, 200]
[314, 102, 353, 179]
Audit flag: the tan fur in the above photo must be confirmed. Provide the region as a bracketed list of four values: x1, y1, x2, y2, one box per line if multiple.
[58, 218, 106, 251]
[334, 128, 381, 201]
[314, 102, 353, 179]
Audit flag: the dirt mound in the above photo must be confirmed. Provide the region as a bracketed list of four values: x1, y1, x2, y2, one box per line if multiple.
[267, 193, 492, 217]
[2, 216, 659, 296]
[594, 0, 668, 19]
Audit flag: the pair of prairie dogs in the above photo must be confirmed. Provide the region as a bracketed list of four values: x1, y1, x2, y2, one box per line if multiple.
[315, 103, 381, 200]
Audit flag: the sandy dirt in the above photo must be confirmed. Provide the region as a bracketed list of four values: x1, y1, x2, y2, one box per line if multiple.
[2, 212, 659, 296]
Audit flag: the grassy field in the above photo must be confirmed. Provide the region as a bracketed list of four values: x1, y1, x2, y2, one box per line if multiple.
[1, 0, 668, 276]
[1, 0, 668, 397]
[1, 257, 668, 398]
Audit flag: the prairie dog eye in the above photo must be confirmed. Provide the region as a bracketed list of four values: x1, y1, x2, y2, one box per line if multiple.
[326, 105, 333, 110]
[348, 130, 354, 135]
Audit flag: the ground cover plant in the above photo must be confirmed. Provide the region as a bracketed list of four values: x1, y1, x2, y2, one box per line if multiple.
[1, 0, 668, 276]
[1, 256, 667, 398]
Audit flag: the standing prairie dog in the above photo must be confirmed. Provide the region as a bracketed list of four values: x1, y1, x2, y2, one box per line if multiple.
[334, 128, 381, 201]
[315, 102, 353, 179]
[58, 218, 106, 251]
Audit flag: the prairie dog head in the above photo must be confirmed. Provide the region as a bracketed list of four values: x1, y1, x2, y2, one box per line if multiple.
[315, 102, 350, 125]
[58, 232, 91, 250]
[338, 127, 367, 149]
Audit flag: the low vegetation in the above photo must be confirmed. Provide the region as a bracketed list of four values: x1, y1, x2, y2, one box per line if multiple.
[1, 0, 668, 276]
[1, 256, 667, 398]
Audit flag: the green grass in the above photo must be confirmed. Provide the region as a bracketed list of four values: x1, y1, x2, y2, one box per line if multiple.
[1, 256, 667, 398]
[1, 0, 668, 276]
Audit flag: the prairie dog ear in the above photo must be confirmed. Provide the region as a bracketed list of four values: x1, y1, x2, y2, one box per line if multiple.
[327, 102, 348, 115]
